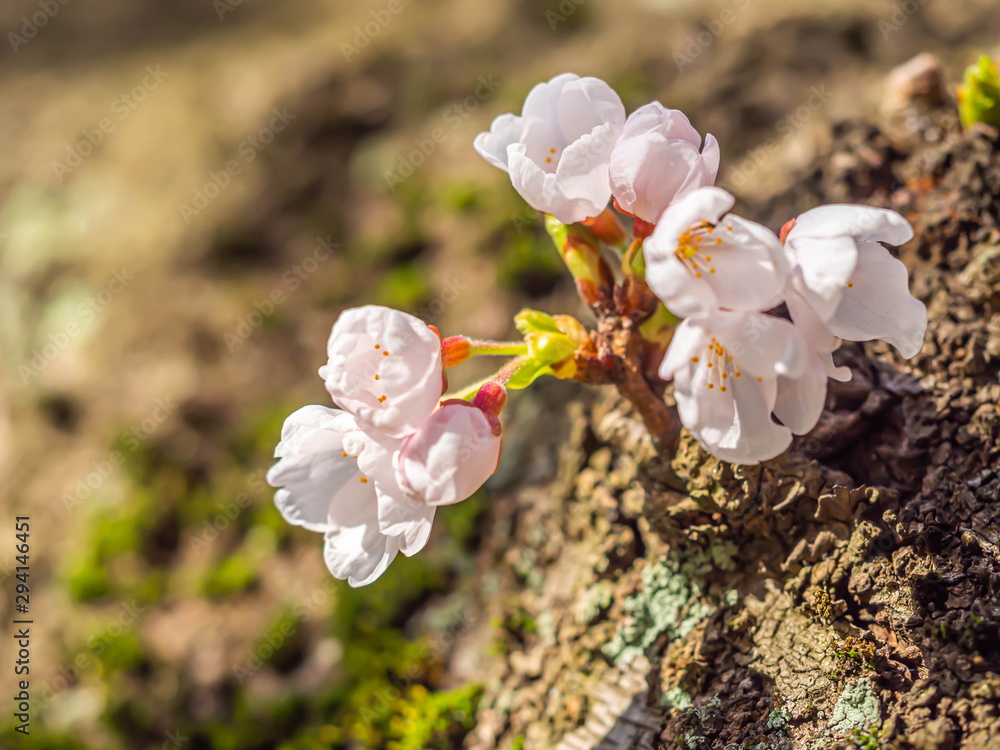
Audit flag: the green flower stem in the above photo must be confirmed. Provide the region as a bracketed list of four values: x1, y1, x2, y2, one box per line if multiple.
[446, 356, 530, 401]
[468, 341, 530, 356]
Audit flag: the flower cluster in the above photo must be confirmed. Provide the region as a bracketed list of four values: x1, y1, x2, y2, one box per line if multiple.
[267, 306, 503, 586]
[475, 73, 927, 465]
[268, 72, 928, 586]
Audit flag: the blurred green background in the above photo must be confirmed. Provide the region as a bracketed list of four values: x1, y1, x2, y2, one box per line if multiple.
[0, 0, 997, 747]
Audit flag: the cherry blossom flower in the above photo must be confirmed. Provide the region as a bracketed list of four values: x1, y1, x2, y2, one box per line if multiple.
[269, 314, 507, 585]
[319, 305, 444, 439]
[782, 205, 927, 358]
[658, 309, 843, 465]
[474, 73, 626, 224]
[643, 187, 788, 318]
[610, 102, 720, 222]
[266, 405, 433, 587]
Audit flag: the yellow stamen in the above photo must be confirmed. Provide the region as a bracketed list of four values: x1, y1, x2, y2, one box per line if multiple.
[709, 269, 716, 274]
[847, 282, 854, 288]
[721, 373, 727, 379]
[359, 477, 368, 483]
[378, 395, 387, 403]
[720, 386, 726, 392]
[716, 238, 722, 244]
[695, 272, 702, 278]
[341, 451, 348, 457]
[735, 371, 741, 377]
[383, 351, 389, 357]
[374, 344, 380, 349]
[691, 356, 699, 363]
[707, 383, 714, 389]
[705, 256, 712, 261]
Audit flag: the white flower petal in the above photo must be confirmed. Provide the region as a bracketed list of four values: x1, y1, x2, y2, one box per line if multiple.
[697, 215, 786, 312]
[323, 519, 400, 587]
[645, 190, 784, 316]
[508, 124, 616, 224]
[658, 318, 709, 381]
[320, 305, 443, 438]
[267, 406, 366, 532]
[674, 352, 791, 465]
[376, 489, 435, 557]
[773, 355, 829, 435]
[522, 73, 579, 121]
[791, 204, 914, 247]
[395, 402, 501, 507]
[785, 290, 840, 354]
[644, 250, 717, 318]
[786, 235, 858, 320]
[556, 77, 626, 143]
[473, 113, 525, 171]
[716, 313, 810, 380]
[826, 241, 927, 358]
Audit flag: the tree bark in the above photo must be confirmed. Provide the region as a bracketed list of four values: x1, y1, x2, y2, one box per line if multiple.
[451, 108, 1000, 750]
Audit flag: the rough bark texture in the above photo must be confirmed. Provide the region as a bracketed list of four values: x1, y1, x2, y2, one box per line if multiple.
[446, 107, 1000, 750]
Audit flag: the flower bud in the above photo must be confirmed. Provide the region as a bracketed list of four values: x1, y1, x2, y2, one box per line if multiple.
[472, 381, 507, 423]
[441, 336, 472, 368]
[958, 55, 1000, 129]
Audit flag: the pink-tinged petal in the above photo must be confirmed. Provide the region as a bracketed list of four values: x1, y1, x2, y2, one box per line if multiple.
[267, 406, 368, 532]
[699, 133, 721, 185]
[375, 488, 435, 557]
[791, 205, 914, 247]
[320, 305, 443, 438]
[773, 354, 829, 435]
[556, 77, 626, 143]
[786, 235, 858, 320]
[611, 137, 703, 222]
[610, 106, 720, 221]
[826, 241, 927, 358]
[474, 113, 525, 171]
[395, 402, 502, 507]
[619, 103, 701, 145]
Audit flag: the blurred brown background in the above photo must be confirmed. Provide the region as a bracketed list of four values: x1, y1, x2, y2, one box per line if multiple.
[1, 0, 997, 747]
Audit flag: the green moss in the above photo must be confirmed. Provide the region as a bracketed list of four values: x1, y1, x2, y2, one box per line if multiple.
[198, 553, 259, 598]
[385, 683, 482, 750]
[374, 263, 433, 310]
